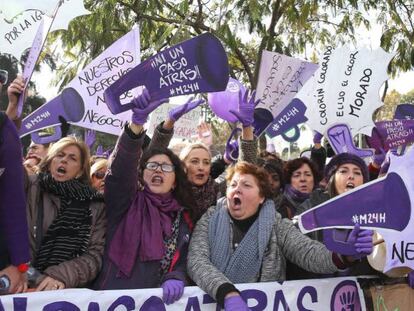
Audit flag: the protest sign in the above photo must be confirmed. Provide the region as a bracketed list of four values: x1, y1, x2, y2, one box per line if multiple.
[255, 50, 317, 137]
[0, 0, 89, 58]
[147, 102, 201, 140]
[296, 46, 395, 136]
[104, 33, 229, 114]
[0, 277, 366, 310]
[366, 120, 414, 152]
[394, 104, 414, 120]
[19, 27, 140, 137]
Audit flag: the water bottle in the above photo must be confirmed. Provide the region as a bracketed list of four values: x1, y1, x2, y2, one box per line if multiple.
[0, 275, 10, 295]
[27, 266, 42, 288]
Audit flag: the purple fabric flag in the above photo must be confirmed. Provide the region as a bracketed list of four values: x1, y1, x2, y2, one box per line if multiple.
[17, 16, 53, 118]
[366, 120, 414, 152]
[104, 33, 229, 114]
[326, 123, 374, 158]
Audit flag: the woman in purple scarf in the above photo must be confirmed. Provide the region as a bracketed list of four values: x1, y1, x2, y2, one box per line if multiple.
[94, 90, 194, 305]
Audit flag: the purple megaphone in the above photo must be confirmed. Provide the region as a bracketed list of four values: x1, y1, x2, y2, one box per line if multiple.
[19, 87, 85, 138]
[104, 33, 230, 115]
[31, 128, 62, 144]
[299, 172, 411, 234]
[326, 124, 374, 158]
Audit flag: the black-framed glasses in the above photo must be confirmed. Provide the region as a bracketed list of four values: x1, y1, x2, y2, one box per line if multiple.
[145, 162, 175, 173]
[93, 171, 106, 180]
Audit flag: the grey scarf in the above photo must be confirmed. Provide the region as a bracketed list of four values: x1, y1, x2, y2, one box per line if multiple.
[208, 197, 275, 283]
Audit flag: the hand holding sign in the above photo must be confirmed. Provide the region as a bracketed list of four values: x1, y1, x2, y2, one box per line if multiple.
[229, 90, 259, 128]
[347, 224, 374, 259]
[168, 97, 204, 122]
[131, 88, 168, 125]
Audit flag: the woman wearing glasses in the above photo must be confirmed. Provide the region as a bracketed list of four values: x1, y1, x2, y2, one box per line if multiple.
[94, 89, 195, 305]
[90, 159, 108, 194]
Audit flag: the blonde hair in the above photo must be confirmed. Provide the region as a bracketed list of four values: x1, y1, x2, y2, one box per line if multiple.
[90, 159, 108, 177]
[38, 136, 91, 185]
[179, 143, 211, 162]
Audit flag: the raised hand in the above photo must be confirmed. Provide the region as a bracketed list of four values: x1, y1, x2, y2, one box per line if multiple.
[168, 97, 204, 122]
[229, 90, 260, 127]
[197, 122, 213, 146]
[131, 88, 168, 125]
[84, 130, 96, 149]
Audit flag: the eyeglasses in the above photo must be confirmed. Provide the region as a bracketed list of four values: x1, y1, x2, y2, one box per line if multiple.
[145, 162, 175, 173]
[93, 171, 106, 180]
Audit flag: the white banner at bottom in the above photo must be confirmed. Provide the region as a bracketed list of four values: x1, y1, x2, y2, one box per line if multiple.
[0, 276, 366, 310]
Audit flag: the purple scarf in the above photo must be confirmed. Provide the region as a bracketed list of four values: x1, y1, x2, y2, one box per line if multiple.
[108, 186, 181, 277]
[284, 184, 311, 203]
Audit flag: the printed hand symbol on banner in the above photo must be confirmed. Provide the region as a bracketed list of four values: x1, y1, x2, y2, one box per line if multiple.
[168, 97, 204, 122]
[339, 290, 356, 311]
[230, 90, 260, 127]
[131, 88, 169, 125]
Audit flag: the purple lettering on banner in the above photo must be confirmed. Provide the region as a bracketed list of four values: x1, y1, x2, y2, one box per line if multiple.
[13, 298, 27, 311]
[108, 296, 135, 311]
[43, 301, 80, 311]
[273, 290, 290, 311]
[297, 286, 317, 311]
[104, 33, 229, 114]
[138, 296, 165, 311]
[184, 297, 201, 311]
[240, 289, 267, 311]
[19, 87, 85, 138]
[87, 302, 99, 311]
[366, 120, 414, 152]
[266, 98, 308, 138]
[330, 280, 361, 311]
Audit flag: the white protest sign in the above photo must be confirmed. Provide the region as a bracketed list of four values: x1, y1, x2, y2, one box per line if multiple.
[19, 27, 140, 138]
[297, 46, 395, 136]
[0, 0, 90, 58]
[256, 50, 318, 119]
[147, 102, 201, 140]
[0, 277, 366, 310]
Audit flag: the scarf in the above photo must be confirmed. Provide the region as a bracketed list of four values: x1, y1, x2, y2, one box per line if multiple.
[109, 186, 181, 277]
[284, 184, 311, 204]
[34, 173, 102, 272]
[208, 197, 275, 284]
[191, 177, 217, 222]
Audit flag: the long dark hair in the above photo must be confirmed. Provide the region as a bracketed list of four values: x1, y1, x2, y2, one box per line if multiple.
[139, 147, 196, 210]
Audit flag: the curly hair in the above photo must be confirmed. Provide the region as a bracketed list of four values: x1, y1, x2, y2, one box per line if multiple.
[283, 157, 319, 186]
[139, 147, 196, 209]
[225, 161, 273, 198]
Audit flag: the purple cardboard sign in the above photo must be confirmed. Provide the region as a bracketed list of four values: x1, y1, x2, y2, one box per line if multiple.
[208, 78, 245, 123]
[299, 172, 411, 235]
[19, 87, 85, 137]
[266, 98, 307, 138]
[366, 120, 414, 152]
[394, 103, 414, 120]
[31, 128, 62, 144]
[104, 33, 229, 114]
[326, 123, 374, 158]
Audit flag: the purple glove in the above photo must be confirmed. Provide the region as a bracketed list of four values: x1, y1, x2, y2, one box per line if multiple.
[229, 90, 260, 127]
[346, 224, 374, 260]
[168, 97, 204, 122]
[95, 145, 104, 157]
[161, 279, 184, 305]
[224, 295, 250, 311]
[313, 131, 323, 144]
[131, 88, 168, 125]
[408, 271, 414, 288]
[85, 130, 96, 149]
[372, 149, 386, 167]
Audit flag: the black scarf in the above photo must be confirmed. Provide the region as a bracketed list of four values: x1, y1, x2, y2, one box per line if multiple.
[34, 173, 103, 272]
[191, 177, 218, 222]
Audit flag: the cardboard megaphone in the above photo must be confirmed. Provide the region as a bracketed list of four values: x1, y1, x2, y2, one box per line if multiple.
[31, 128, 62, 145]
[19, 87, 85, 138]
[104, 33, 230, 115]
[299, 171, 411, 234]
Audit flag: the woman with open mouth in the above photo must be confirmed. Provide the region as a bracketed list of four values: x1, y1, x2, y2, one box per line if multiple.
[25, 136, 105, 291]
[94, 89, 195, 306]
[187, 161, 373, 311]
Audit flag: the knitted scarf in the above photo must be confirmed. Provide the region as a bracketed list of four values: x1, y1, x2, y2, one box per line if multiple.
[109, 186, 181, 278]
[208, 198, 275, 284]
[191, 177, 217, 222]
[284, 184, 311, 204]
[34, 173, 102, 272]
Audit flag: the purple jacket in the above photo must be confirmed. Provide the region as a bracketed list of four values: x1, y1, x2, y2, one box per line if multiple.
[93, 126, 190, 290]
[0, 113, 30, 268]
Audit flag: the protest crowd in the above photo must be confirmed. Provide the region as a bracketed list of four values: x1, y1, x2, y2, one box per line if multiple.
[1, 27, 414, 311]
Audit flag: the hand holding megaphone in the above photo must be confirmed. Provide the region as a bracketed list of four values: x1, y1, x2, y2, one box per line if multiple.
[131, 88, 169, 125]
